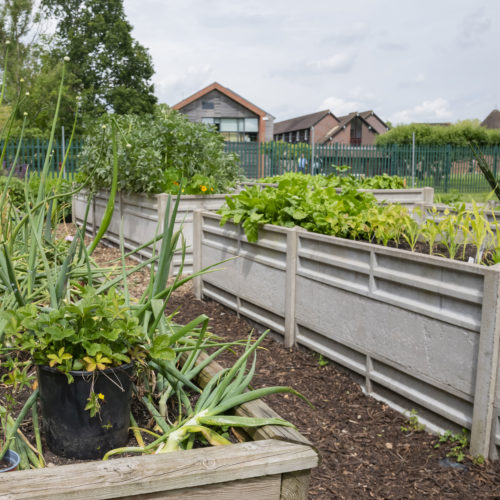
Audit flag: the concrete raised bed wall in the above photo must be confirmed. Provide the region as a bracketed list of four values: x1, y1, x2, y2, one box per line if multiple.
[193, 211, 500, 460]
[73, 191, 227, 275]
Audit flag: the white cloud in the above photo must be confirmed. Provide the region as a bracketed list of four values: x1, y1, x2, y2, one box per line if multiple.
[389, 98, 452, 124]
[319, 96, 362, 116]
[154, 65, 214, 104]
[307, 52, 355, 73]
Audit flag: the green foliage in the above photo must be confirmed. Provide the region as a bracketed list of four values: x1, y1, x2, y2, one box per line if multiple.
[1, 286, 145, 379]
[41, 0, 157, 116]
[77, 106, 242, 194]
[0, 0, 42, 104]
[0, 174, 72, 219]
[400, 409, 425, 433]
[222, 177, 500, 266]
[376, 121, 500, 146]
[219, 175, 409, 244]
[434, 429, 469, 462]
[260, 171, 406, 190]
[0, 2, 80, 133]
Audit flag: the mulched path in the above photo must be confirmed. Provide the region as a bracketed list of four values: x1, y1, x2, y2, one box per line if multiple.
[2, 227, 500, 498]
[162, 283, 500, 500]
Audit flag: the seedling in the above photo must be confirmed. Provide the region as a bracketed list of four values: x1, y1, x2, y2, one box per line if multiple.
[434, 429, 469, 463]
[400, 409, 425, 433]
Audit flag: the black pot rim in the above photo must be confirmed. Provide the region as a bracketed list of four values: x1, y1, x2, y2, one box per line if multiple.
[37, 361, 134, 377]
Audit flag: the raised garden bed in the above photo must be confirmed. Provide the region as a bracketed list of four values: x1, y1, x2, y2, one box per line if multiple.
[72, 190, 228, 275]
[72, 186, 434, 276]
[192, 210, 500, 460]
[0, 352, 318, 499]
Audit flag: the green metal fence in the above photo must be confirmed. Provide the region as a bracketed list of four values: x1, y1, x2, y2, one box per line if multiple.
[225, 142, 500, 193]
[1, 138, 83, 181]
[2, 138, 499, 193]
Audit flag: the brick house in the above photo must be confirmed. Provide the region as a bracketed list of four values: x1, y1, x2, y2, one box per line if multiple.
[172, 82, 274, 143]
[321, 111, 389, 146]
[273, 110, 338, 144]
[274, 109, 388, 146]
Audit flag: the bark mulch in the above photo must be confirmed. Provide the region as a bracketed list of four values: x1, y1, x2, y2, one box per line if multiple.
[162, 282, 500, 500]
[3, 228, 500, 498]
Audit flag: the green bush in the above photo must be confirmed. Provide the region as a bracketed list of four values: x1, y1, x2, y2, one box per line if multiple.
[376, 121, 500, 146]
[77, 105, 242, 194]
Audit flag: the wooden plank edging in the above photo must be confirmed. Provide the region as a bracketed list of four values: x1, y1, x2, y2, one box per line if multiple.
[0, 440, 317, 500]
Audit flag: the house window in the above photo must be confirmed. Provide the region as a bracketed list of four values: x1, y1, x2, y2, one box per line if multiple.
[296, 131, 300, 142]
[304, 129, 308, 142]
[202, 100, 214, 109]
[244, 118, 258, 132]
[350, 118, 362, 146]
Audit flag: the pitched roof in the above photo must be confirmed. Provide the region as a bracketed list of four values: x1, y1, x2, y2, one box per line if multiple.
[273, 110, 337, 135]
[481, 109, 500, 129]
[322, 111, 376, 142]
[359, 110, 388, 129]
[172, 82, 273, 118]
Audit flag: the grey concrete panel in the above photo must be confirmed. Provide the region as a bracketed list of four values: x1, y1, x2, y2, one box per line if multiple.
[73, 191, 227, 275]
[295, 275, 479, 397]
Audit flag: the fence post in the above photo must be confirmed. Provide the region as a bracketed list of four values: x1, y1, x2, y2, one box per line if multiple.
[444, 145, 451, 193]
[494, 147, 498, 180]
[284, 227, 298, 348]
[470, 267, 500, 459]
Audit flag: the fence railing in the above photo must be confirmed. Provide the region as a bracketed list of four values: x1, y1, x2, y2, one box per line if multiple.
[0, 138, 83, 181]
[225, 142, 500, 193]
[2, 138, 499, 193]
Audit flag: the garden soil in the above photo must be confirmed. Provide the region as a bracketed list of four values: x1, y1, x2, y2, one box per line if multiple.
[3, 229, 500, 499]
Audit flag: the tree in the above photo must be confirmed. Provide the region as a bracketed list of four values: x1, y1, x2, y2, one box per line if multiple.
[42, 0, 157, 116]
[0, 0, 42, 103]
[0, 1, 80, 136]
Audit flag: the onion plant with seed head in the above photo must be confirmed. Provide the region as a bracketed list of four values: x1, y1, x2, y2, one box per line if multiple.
[0, 53, 237, 467]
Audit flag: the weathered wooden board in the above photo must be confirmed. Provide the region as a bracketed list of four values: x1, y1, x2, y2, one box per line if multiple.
[118, 474, 281, 500]
[0, 440, 316, 500]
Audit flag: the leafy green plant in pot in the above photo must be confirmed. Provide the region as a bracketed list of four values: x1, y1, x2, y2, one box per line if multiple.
[2, 286, 145, 459]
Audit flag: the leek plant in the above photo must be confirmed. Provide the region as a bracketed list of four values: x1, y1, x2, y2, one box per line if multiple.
[103, 331, 309, 459]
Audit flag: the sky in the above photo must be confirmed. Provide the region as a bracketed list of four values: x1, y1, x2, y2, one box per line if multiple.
[123, 0, 499, 125]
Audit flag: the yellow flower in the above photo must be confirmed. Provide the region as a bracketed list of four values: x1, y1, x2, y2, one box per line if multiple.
[210, 187, 214, 192]
[97, 393, 105, 400]
[201, 185, 207, 192]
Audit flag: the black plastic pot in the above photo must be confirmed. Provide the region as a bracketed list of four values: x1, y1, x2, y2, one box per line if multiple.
[0, 449, 20, 472]
[37, 363, 134, 459]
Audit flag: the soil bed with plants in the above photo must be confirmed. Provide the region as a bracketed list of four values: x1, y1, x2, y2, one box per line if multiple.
[3, 232, 498, 498]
